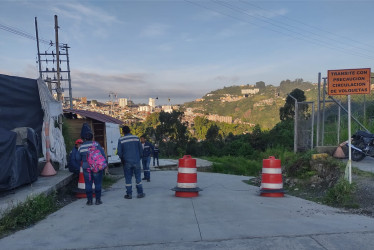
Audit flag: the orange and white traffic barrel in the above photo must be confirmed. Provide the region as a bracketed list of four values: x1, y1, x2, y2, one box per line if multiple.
[74, 166, 95, 198]
[171, 155, 202, 197]
[260, 156, 284, 197]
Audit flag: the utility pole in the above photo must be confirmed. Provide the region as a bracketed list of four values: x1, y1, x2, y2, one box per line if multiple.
[109, 92, 117, 116]
[35, 16, 72, 106]
[54, 15, 62, 130]
[54, 15, 61, 102]
[34, 17, 42, 79]
[64, 44, 73, 109]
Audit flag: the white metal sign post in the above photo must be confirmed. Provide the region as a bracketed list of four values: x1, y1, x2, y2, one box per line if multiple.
[327, 68, 371, 184]
[347, 95, 352, 184]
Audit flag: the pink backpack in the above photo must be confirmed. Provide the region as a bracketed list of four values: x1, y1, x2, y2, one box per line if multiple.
[86, 141, 107, 173]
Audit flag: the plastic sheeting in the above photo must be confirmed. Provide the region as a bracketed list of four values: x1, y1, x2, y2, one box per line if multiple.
[0, 128, 17, 190]
[0, 127, 39, 191]
[0, 74, 44, 151]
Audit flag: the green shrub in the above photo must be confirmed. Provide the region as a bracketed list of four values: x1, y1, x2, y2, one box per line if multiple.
[208, 156, 262, 176]
[323, 179, 356, 207]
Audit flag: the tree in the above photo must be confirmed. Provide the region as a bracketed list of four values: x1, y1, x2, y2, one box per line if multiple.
[205, 124, 220, 141]
[279, 88, 306, 121]
[255, 81, 266, 89]
[156, 111, 188, 144]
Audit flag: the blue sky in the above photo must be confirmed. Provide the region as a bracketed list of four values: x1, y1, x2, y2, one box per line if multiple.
[1, 0, 374, 105]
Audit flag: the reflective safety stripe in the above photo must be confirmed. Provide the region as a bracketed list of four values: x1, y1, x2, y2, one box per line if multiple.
[144, 170, 150, 172]
[178, 167, 197, 174]
[125, 184, 132, 187]
[262, 168, 282, 174]
[261, 183, 283, 189]
[78, 143, 94, 153]
[177, 182, 197, 188]
[120, 138, 139, 144]
[136, 182, 142, 185]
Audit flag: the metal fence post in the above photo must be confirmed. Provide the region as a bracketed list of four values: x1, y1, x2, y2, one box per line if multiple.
[316, 73, 321, 147]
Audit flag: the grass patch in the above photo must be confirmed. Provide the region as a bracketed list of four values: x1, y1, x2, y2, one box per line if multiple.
[206, 156, 262, 176]
[323, 178, 357, 208]
[352, 167, 374, 177]
[0, 193, 58, 238]
[102, 175, 119, 189]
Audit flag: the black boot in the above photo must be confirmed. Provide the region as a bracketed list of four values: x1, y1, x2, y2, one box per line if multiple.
[86, 199, 93, 205]
[95, 198, 103, 205]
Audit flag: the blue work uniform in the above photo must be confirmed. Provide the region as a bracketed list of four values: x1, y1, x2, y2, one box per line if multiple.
[117, 134, 144, 196]
[68, 146, 81, 174]
[77, 141, 106, 201]
[153, 147, 159, 166]
[141, 141, 154, 181]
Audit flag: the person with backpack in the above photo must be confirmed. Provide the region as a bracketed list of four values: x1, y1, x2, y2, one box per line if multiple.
[117, 126, 145, 199]
[67, 139, 83, 174]
[140, 136, 154, 182]
[77, 131, 107, 205]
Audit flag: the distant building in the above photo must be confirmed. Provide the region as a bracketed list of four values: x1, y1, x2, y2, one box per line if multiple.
[162, 105, 173, 113]
[138, 106, 150, 112]
[207, 114, 232, 124]
[81, 97, 87, 104]
[185, 108, 194, 116]
[119, 98, 128, 107]
[241, 89, 259, 95]
[149, 98, 156, 108]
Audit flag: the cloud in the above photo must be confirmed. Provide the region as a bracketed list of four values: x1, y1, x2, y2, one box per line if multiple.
[140, 23, 169, 38]
[53, 2, 120, 25]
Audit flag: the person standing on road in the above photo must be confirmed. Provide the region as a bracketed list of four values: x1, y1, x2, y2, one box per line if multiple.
[77, 131, 106, 206]
[117, 126, 145, 199]
[153, 144, 160, 167]
[140, 136, 154, 182]
[67, 139, 83, 174]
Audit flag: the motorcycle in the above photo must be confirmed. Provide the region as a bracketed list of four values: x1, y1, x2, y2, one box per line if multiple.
[349, 130, 374, 161]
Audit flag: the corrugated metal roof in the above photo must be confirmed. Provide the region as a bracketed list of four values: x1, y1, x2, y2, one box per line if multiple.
[63, 109, 124, 125]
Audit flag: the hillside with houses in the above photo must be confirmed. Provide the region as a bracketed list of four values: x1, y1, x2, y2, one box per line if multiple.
[184, 79, 317, 129]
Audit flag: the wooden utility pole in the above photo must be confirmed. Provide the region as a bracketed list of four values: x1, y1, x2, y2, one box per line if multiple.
[54, 15, 61, 102]
[35, 17, 42, 79]
[55, 15, 62, 130]
[64, 44, 73, 109]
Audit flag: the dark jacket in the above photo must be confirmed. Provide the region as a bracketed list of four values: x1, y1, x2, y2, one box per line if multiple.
[153, 147, 159, 157]
[117, 134, 143, 164]
[77, 141, 106, 170]
[68, 146, 81, 173]
[142, 141, 154, 158]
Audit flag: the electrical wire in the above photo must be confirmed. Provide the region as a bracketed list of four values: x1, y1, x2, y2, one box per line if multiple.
[236, 0, 374, 55]
[0, 21, 64, 48]
[184, 0, 374, 60]
[213, 0, 374, 60]
[240, 0, 374, 53]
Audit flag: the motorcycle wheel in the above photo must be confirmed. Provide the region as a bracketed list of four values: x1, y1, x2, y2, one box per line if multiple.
[352, 149, 365, 161]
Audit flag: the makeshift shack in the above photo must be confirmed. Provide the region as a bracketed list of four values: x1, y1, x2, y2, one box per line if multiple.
[0, 74, 65, 191]
[63, 109, 123, 164]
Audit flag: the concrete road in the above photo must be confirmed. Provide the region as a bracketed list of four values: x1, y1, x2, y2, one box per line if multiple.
[1, 171, 374, 250]
[350, 157, 374, 173]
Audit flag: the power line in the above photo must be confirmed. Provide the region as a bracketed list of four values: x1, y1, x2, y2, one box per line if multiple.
[212, 0, 374, 60]
[0, 21, 64, 48]
[240, 0, 374, 53]
[184, 0, 374, 60]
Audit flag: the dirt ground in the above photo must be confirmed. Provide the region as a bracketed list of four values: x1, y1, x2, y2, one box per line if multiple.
[349, 174, 374, 217]
[249, 172, 374, 218]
